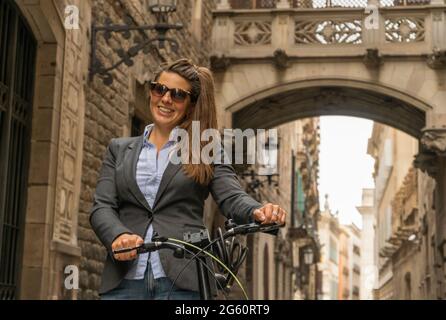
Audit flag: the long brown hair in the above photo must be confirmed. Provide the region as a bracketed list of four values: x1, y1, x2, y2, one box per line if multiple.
[153, 59, 218, 185]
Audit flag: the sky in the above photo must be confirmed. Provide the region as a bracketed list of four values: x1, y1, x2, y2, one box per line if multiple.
[318, 116, 375, 229]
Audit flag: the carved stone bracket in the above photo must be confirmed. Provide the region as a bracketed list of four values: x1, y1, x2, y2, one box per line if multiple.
[210, 55, 231, 72]
[273, 48, 289, 69]
[363, 48, 383, 69]
[414, 128, 446, 178]
[427, 49, 446, 70]
[421, 128, 446, 156]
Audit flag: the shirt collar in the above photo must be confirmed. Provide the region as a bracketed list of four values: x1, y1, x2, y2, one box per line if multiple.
[142, 124, 179, 148]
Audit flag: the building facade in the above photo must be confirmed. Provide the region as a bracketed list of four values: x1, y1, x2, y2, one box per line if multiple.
[318, 196, 362, 300]
[357, 188, 376, 300]
[347, 224, 362, 300]
[368, 123, 440, 299]
[318, 197, 340, 300]
[0, 0, 215, 300]
[238, 118, 321, 300]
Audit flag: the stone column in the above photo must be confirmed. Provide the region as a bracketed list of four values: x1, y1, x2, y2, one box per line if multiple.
[431, 5, 446, 50]
[49, 0, 91, 300]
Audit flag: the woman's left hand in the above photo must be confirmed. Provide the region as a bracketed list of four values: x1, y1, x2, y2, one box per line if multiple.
[253, 203, 287, 225]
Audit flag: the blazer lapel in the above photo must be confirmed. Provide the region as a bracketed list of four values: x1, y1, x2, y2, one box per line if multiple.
[123, 137, 152, 212]
[152, 161, 182, 209]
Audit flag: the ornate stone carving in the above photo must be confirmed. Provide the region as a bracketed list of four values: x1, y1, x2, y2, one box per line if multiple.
[234, 21, 272, 45]
[295, 19, 362, 45]
[273, 48, 289, 69]
[414, 129, 446, 178]
[53, 0, 86, 246]
[385, 17, 425, 43]
[421, 128, 446, 156]
[414, 151, 439, 178]
[210, 55, 231, 72]
[363, 48, 383, 69]
[427, 49, 446, 70]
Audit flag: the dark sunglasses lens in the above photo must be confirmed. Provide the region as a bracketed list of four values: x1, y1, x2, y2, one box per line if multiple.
[151, 83, 167, 96]
[171, 89, 188, 102]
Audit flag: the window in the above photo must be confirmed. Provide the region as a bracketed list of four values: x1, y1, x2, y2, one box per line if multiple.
[130, 81, 152, 137]
[352, 286, 360, 299]
[291, 156, 305, 226]
[353, 264, 361, 275]
[131, 116, 145, 137]
[297, 171, 305, 214]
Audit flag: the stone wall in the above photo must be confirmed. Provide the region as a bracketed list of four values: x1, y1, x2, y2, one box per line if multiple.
[77, 0, 215, 299]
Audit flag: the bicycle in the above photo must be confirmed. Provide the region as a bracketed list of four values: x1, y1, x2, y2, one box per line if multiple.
[112, 219, 282, 300]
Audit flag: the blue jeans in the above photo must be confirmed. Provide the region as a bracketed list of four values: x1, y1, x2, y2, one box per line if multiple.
[100, 264, 200, 300]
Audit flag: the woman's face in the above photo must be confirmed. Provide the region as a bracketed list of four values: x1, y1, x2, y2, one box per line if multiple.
[149, 71, 192, 131]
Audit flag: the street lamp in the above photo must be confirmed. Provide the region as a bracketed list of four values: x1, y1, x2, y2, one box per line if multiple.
[89, 0, 182, 85]
[304, 247, 314, 265]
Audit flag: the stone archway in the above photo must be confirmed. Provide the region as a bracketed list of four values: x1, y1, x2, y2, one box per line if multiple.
[215, 69, 446, 299]
[228, 77, 430, 138]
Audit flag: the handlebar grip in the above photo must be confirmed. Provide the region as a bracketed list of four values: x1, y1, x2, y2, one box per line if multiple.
[113, 246, 138, 255]
[113, 242, 160, 255]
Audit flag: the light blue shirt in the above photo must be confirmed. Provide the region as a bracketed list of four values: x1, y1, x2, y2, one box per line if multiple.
[125, 124, 178, 280]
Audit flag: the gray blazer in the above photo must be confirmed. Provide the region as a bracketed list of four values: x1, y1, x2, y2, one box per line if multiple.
[90, 136, 262, 295]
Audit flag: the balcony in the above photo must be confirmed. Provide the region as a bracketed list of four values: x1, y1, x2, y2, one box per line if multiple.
[212, 0, 445, 65]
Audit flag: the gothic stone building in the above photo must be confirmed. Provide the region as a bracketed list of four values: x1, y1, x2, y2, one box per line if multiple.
[0, 0, 215, 300]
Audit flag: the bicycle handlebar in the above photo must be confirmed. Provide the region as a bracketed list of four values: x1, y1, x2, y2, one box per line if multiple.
[113, 241, 184, 255]
[111, 221, 283, 300]
[224, 221, 282, 238]
[112, 221, 282, 255]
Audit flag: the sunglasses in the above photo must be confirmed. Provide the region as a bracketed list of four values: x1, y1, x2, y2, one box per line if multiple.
[149, 81, 192, 103]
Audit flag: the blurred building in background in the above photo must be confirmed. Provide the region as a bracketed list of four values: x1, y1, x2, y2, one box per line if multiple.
[368, 124, 440, 299]
[317, 196, 362, 300]
[228, 118, 321, 300]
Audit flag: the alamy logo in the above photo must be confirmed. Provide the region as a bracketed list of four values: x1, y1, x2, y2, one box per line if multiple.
[168, 122, 278, 170]
[364, 5, 379, 30]
[64, 265, 79, 290]
[64, 5, 80, 30]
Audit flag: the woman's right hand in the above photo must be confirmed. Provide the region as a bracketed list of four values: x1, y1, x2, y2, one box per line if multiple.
[111, 233, 144, 261]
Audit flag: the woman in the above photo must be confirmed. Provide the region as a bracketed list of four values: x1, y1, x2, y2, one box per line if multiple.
[90, 59, 287, 300]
